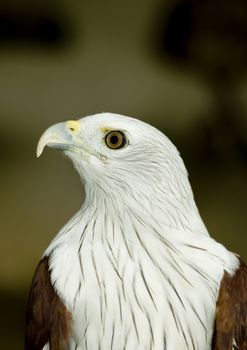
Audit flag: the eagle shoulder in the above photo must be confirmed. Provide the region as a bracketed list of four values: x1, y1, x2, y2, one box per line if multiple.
[213, 258, 247, 350]
[25, 256, 72, 350]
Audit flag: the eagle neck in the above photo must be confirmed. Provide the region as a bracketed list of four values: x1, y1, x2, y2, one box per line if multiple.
[83, 179, 209, 237]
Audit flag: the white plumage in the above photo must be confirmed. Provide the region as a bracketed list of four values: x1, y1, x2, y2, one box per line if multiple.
[37, 113, 238, 350]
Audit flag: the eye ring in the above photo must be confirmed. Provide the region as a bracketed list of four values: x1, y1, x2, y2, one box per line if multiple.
[105, 131, 127, 149]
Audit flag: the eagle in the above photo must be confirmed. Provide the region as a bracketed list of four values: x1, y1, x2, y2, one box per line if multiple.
[25, 113, 247, 350]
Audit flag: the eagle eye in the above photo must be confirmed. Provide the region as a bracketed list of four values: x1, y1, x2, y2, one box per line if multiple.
[105, 131, 127, 149]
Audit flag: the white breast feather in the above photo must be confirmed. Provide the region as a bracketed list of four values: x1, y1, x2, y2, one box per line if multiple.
[46, 206, 238, 350]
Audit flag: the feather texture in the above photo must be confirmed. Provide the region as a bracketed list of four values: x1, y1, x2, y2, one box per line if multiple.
[213, 258, 247, 350]
[25, 257, 71, 350]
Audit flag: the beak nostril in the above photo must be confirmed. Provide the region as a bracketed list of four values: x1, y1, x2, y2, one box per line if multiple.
[66, 120, 81, 134]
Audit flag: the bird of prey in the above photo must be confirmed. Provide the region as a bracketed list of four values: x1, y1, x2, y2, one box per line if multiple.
[25, 113, 247, 350]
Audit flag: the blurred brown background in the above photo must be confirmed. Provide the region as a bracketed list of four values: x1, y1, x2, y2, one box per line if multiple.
[0, 0, 246, 348]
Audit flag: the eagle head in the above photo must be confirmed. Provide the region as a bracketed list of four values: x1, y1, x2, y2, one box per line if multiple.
[37, 112, 205, 232]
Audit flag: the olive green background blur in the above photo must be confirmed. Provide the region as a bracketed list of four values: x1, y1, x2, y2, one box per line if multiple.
[0, 0, 246, 348]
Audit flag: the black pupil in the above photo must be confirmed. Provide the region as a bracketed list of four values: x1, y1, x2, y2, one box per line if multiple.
[110, 135, 119, 145]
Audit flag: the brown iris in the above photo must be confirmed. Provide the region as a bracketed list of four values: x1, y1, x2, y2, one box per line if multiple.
[105, 131, 127, 149]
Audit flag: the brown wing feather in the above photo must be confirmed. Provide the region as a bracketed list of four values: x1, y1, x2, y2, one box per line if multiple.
[25, 256, 72, 350]
[213, 258, 247, 350]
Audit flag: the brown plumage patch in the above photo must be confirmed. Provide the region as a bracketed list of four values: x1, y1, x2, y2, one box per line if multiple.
[25, 256, 72, 350]
[213, 258, 247, 350]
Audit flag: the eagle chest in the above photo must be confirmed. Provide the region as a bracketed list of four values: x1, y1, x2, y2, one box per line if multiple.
[50, 239, 215, 350]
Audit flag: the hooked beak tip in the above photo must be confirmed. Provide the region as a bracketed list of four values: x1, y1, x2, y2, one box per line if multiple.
[36, 122, 70, 158]
[36, 142, 44, 158]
